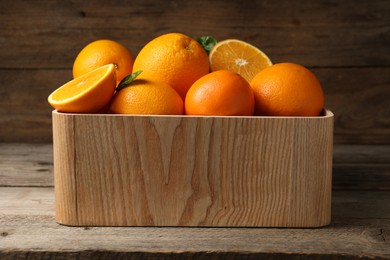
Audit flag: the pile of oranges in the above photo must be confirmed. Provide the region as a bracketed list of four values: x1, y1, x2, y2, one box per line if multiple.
[48, 32, 324, 117]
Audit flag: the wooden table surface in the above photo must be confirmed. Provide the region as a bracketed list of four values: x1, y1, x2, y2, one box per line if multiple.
[0, 143, 389, 259]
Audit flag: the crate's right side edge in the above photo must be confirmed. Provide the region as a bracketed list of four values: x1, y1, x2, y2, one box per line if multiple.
[289, 111, 334, 227]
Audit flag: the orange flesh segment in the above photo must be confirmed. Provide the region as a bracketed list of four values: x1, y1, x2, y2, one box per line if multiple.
[210, 39, 272, 82]
[50, 67, 107, 101]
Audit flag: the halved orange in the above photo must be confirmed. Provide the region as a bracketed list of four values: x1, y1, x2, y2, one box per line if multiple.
[209, 39, 272, 82]
[48, 64, 116, 113]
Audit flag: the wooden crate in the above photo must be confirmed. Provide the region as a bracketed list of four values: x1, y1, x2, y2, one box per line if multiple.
[52, 110, 334, 227]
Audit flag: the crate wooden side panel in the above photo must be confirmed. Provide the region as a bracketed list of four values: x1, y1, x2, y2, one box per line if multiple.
[52, 111, 333, 227]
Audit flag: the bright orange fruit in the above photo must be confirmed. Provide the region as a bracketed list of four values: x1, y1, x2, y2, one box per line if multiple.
[132, 33, 210, 99]
[250, 63, 325, 116]
[73, 39, 134, 84]
[209, 39, 272, 82]
[109, 79, 183, 115]
[185, 70, 254, 116]
[48, 64, 116, 113]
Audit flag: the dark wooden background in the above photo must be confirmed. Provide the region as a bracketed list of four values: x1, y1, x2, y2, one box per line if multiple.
[0, 0, 389, 144]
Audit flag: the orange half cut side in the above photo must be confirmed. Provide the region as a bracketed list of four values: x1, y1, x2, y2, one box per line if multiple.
[48, 64, 116, 113]
[209, 39, 272, 82]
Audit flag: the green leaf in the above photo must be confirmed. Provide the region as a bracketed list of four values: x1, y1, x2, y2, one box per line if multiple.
[116, 70, 143, 91]
[197, 36, 217, 55]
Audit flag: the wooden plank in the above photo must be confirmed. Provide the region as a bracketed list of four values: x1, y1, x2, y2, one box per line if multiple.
[332, 145, 390, 191]
[333, 145, 390, 165]
[313, 67, 390, 145]
[0, 218, 388, 259]
[333, 165, 390, 191]
[0, 0, 389, 69]
[332, 190, 390, 219]
[0, 69, 70, 116]
[0, 143, 53, 187]
[0, 114, 53, 143]
[0, 69, 70, 143]
[0, 187, 54, 215]
[0, 187, 389, 259]
[0, 67, 389, 144]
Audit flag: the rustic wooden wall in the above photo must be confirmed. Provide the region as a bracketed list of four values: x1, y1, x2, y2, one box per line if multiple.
[0, 0, 389, 144]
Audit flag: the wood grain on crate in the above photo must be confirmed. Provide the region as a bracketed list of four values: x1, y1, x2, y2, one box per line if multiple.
[0, 0, 389, 144]
[52, 111, 333, 227]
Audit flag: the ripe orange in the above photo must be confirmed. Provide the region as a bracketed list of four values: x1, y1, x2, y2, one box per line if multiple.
[73, 39, 134, 84]
[185, 70, 255, 116]
[250, 63, 324, 116]
[132, 33, 209, 99]
[109, 79, 184, 115]
[48, 64, 116, 113]
[209, 39, 272, 82]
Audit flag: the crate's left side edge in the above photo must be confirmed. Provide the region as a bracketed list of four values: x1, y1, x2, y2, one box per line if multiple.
[52, 111, 78, 226]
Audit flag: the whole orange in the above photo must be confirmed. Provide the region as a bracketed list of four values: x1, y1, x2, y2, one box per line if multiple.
[132, 33, 209, 99]
[109, 79, 183, 115]
[73, 39, 134, 84]
[185, 70, 255, 116]
[250, 63, 324, 116]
